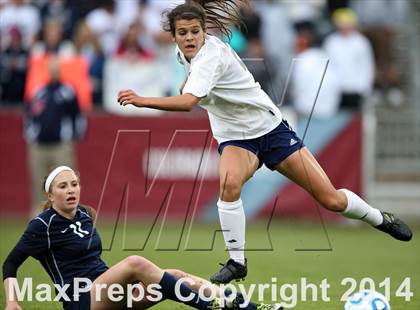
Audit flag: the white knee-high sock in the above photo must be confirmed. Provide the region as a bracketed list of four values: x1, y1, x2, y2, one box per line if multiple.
[217, 198, 246, 265]
[339, 189, 383, 226]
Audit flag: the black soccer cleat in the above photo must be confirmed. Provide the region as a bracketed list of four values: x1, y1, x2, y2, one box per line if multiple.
[210, 259, 248, 284]
[375, 212, 412, 241]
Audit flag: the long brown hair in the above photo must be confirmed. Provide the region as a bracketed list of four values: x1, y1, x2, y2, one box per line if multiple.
[40, 169, 97, 221]
[163, 0, 249, 39]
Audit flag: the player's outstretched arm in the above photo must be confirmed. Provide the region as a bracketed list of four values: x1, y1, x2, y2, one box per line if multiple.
[3, 246, 29, 310]
[3, 278, 22, 310]
[117, 89, 201, 112]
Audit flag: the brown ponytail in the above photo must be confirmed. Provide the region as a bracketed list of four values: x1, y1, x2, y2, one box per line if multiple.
[163, 0, 249, 39]
[41, 175, 53, 212]
[41, 200, 53, 212]
[79, 204, 97, 222]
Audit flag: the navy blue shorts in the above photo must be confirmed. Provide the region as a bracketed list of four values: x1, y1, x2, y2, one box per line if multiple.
[218, 120, 304, 170]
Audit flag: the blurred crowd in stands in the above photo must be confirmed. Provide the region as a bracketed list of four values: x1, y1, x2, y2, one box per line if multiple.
[0, 0, 409, 116]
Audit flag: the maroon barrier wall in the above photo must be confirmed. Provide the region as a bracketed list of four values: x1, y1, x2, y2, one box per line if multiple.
[0, 110, 220, 218]
[0, 111, 32, 215]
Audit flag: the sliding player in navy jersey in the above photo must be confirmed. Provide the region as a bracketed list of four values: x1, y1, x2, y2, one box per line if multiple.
[2, 166, 281, 310]
[117, 0, 412, 285]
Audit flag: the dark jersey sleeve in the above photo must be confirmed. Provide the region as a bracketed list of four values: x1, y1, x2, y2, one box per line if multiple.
[2, 218, 48, 280]
[2, 246, 29, 280]
[15, 218, 49, 258]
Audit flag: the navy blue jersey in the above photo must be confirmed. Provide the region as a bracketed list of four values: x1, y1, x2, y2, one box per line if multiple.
[24, 82, 86, 144]
[15, 206, 108, 287]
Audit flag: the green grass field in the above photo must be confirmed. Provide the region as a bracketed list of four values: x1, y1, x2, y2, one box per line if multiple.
[0, 219, 418, 309]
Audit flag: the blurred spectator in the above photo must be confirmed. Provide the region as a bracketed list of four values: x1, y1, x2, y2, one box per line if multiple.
[141, 0, 184, 96]
[228, 27, 247, 54]
[40, 0, 75, 40]
[86, 0, 137, 56]
[292, 28, 340, 118]
[115, 0, 140, 25]
[254, 0, 294, 104]
[26, 17, 93, 112]
[65, 0, 103, 25]
[240, 3, 261, 42]
[0, 0, 41, 49]
[239, 3, 274, 98]
[73, 20, 105, 104]
[283, 0, 326, 30]
[141, 0, 183, 47]
[0, 26, 28, 104]
[115, 21, 154, 61]
[350, 0, 407, 105]
[327, 0, 350, 16]
[324, 8, 374, 110]
[31, 17, 75, 56]
[24, 56, 86, 215]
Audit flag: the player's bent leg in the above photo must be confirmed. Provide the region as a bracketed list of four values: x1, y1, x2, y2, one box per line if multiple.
[274, 147, 347, 211]
[90, 255, 165, 310]
[219, 145, 259, 202]
[91, 256, 229, 310]
[212, 146, 259, 284]
[275, 147, 412, 241]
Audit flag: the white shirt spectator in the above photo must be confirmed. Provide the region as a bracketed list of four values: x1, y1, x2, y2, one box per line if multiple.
[255, 1, 294, 99]
[292, 48, 341, 118]
[0, 1, 40, 49]
[115, 0, 139, 26]
[178, 35, 282, 143]
[86, 2, 136, 56]
[141, 0, 184, 95]
[324, 31, 374, 95]
[142, 0, 183, 38]
[283, 0, 326, 24]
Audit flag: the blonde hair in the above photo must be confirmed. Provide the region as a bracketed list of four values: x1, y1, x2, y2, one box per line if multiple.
[332, 8, 358, 28]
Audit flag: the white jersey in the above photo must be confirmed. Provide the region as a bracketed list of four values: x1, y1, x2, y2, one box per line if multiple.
[324, 31, 374, 95]
[177, 35, 282, 143]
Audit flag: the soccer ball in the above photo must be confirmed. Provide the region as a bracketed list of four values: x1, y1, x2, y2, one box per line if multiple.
[344, 290, 391, 310]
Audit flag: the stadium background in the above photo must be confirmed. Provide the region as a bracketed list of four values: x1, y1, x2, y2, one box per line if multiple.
[0, 0, 419, 309]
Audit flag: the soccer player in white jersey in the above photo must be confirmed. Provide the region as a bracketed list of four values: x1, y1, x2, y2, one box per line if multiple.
[117, 0, 412, 284]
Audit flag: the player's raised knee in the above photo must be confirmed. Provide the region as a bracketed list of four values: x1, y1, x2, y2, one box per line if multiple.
[124, 255, 154, 273]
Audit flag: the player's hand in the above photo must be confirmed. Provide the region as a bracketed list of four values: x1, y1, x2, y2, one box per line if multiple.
[5, 302, 22, 310]
[117, 89, 143, 107]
